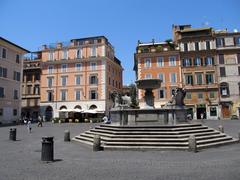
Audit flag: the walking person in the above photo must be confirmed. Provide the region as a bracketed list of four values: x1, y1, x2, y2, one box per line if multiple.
[27, 120, 32, 133]
[37, 115, 43, 127]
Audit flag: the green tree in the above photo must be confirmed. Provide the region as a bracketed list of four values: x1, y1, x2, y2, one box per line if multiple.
[129, 84, 138, 108]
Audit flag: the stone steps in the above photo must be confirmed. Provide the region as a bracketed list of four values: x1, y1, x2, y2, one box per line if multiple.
[72, 123, 238, 151]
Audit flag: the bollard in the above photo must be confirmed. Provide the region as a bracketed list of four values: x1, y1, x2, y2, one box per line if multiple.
[9, 128, 17, 141]
[218, 125, 224, 133]
[188, 135, 197, 153]
[93, 135, 101, 151]
[41, 137, 54, 161]
[64, 130, 70, 142]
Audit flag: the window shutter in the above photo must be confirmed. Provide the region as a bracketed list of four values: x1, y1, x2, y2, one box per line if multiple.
[212, 57, 214, 65]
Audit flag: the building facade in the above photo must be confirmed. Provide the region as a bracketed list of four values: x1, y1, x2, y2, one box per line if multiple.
[134, 40, 181, 108]
[39, 36, 123, 120]
[215, 30, 240, 118]
[21, 52, 41, 121]
[0, 37, 29, 124]
[173, 25, 219, 120]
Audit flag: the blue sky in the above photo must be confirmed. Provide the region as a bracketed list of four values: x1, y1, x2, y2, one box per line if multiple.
[1, 0, 239, 85]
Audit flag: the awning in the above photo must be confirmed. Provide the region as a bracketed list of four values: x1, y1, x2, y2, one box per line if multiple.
[83, 109, 105, 114]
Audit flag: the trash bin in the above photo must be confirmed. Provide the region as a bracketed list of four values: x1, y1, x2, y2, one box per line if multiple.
[41, 136, 54, 161]
[9, 128, 16, 141]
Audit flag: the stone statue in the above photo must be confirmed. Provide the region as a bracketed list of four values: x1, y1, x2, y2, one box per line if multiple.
[110, 91, 122, 108]
[167, 88, 186, 107]
[121, 94, 131, 107]
[175, 88, 186, 106]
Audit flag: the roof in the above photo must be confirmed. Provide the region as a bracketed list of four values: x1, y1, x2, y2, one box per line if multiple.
[0, 37, 30, 53]
[71, 36, 107, 42]
[180, 27, 212, 33]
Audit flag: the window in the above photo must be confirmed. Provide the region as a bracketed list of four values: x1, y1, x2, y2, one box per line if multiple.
[206, 41, 210, 50]
[63, 49, 68, 59]
[219, 54, 224, 64]
[205, 57, 214, 66]
[157, 57, 164, 67]
[170, 73, 177, 83]
[61, 64, 67, 72]
[210, 107, 217, 116]
[195, 73, 203, 85]
[170, 88, 176, 96]
[206, 74, 214, 84]
[159, 89, 165, 99]
[0, 109, 3, 116]
[184, 43, 188, 51]
[13, 109, 17, 116]
[91, 46, 97, 57]
[61, 76, 67, 86]
[220, 67, 226, 77]
[220, 82, 229, 97]
[209, 91, 215, 99]
[145, 73, 152, 79]
[47, 77, 53, 88]
[75, 63, 82, 71]
[61, 90, 67, 101]
[89, 75, 98, 84]
[216, 38, 224, 47]
[198, 93, 203, 99]
[2, 48, 6, 58]
[76, 48, 82, 58]
[158, 73, 165, 83]
[238, 54, 240, 64]
[35, 73, 40, 81]
[75, 75, 81, 85]
[47, 91, 53, 101]
[13, 71, 20, 81]
[186, 92, 192, 99]
[90, 62, 97, 70]
[238, 66, 240, 75]
[144, 58, 151, 68]
[195, 42, 199, 51]
[34, 85, 40, 95]
[0, 67, 7, 78]
[234, 36, 240, 46]
[169, 56, 176, 66]
[14, 90, 18, 99]
[16, 54, 20, 64]
[27, 85, 31, 94]
[194, 58, 201, 66]
[90, 90, 97, 99]
[183, 58, 192, 67]
[0, 87, 4, 98]
[76, 90, 81, 100]
[48, 65, 54, 74]
[185, 74, 193, 85]
[48, 51, 54, 60]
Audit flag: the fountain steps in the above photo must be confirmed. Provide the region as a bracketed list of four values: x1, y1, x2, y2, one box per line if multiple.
[72, 124, 238, 151]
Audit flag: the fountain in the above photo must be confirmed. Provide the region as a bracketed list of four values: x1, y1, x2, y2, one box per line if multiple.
[110, 78, 188, 125]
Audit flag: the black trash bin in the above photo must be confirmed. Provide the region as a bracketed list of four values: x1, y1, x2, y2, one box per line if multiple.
[9, 128, 16, 141]
[41, 136, 54, 161]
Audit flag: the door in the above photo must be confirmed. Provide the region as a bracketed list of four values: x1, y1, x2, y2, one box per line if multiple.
[196, 107, 206, 119]
[222, 105, 230, 118]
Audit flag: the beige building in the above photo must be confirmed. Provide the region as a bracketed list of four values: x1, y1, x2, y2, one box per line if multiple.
[215, 30, 240, 118]
[21, 53, 41, 121]
[39, 36, 123, 120]
[0, 37, 29, 124]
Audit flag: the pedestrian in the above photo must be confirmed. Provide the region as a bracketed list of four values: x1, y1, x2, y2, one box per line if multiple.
[27, 120, 32, 133]
[37, 115, 43, 127]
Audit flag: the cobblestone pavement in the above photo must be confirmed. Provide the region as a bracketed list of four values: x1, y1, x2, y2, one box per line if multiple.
[0, 120, 240, 180]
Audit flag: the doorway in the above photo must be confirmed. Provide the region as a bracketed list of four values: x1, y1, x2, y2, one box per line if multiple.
[196, 107, 206, 119]
[222, 105, 230, 118]
[45, 106, 53, 121]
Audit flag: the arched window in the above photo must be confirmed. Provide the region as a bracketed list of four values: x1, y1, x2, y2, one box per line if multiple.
[220, 82, 230, 97]
[89, 105, 97, 110]
[74, 105, 82, 110]
[60, 105, 67, 110]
